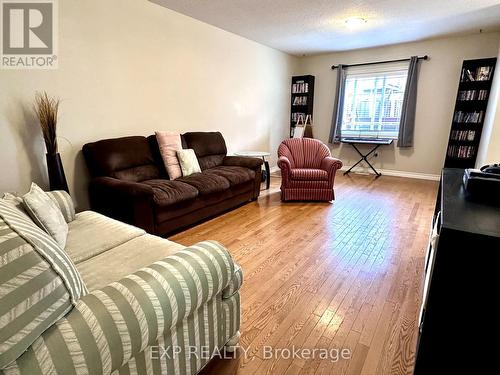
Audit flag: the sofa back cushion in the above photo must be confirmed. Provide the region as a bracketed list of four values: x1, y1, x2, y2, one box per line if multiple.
[83, 136, 160, 182]
[183, 132, 227, 170]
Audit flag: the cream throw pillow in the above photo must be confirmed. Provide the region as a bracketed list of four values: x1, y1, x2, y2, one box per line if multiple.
[155, 131, 183, 180]
[177, 149, 201, 176]
[22, 183, 69, 248]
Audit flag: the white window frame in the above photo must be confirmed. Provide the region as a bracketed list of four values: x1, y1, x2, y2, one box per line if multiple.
[340, 63, 409, 140]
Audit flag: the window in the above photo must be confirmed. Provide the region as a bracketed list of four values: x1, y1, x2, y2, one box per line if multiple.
[340, 68, 408, 139]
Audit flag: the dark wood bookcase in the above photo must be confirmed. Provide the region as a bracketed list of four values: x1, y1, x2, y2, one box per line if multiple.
[290, 75, 315, 137]
[444, 58, 497, 168]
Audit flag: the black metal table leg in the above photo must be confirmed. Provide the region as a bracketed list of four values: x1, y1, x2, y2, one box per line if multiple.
[343, 143, 383, 177]
[263, 159, 270, 189]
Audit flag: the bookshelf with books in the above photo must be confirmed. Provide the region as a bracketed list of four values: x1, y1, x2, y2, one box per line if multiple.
[290, 75, 315, 137]
[444, 58, 497, 168]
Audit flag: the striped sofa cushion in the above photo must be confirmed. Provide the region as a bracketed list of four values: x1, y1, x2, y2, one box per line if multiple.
[45, 191, 76, 223]
[0, 216, 73, 369]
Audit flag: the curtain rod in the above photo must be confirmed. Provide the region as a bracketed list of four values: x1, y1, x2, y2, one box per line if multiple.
[331, 55, 428, 70]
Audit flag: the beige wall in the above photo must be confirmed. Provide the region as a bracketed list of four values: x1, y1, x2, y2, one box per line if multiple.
[477, 38, 500, 166]
[2, 1, 500, 210]
[0, 0, 297, 209]
[296, 33, 500, 177]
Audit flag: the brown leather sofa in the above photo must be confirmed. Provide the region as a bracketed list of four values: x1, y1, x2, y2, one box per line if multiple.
[82, 132, 263, 236]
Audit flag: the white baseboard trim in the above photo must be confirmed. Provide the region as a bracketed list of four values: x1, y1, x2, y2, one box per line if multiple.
[340, 166, 440, 181]
[270, 165, 438, 181]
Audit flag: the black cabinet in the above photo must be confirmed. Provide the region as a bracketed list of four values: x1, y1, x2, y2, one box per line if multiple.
[414, 168, 500, 374]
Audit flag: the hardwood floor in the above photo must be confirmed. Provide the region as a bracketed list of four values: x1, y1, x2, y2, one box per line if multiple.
[170, 173, 439, 375]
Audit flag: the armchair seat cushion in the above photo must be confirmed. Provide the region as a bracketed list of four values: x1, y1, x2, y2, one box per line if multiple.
[142, 179, 198, 206]
[290, 168, 328, 181]
[204, 166, 256, 186]
[177, 172, 230, 195]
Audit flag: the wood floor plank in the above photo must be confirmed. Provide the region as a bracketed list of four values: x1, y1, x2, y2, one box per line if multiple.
[171, 173, 438, 375]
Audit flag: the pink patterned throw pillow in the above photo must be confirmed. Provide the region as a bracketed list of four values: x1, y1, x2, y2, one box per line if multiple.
[155, 131, 182, 180]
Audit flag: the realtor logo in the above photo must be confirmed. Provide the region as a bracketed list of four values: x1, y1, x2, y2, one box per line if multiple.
[1, 0, 58, 69]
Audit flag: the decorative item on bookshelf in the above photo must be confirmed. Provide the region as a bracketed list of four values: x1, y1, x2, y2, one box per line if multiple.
[33, 91, 69, 193]
[444, 58, 496, 168]
[460, 65, 494, 82]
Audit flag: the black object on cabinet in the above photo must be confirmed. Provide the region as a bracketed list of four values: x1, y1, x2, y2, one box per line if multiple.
[290, 75, 315, 137]
[444, 58, 497, 168]
[414, 168, 500, 374]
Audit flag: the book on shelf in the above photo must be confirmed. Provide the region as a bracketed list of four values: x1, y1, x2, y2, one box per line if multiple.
[453, 110, 484, 123]
[291, 112, 306, 123]
[457, 89, 488, 101]
[460, 65, 494, 82]
[292, 81, 309, 94]
[447, 144, 475, 159]
[292, 96, 308, 106]
[450, 130, 476, 141]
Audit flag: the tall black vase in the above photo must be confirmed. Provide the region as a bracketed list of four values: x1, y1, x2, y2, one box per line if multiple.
[46, 153, 69, 193]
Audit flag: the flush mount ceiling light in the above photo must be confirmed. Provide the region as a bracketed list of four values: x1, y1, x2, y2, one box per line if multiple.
[345, 17, 367, 29]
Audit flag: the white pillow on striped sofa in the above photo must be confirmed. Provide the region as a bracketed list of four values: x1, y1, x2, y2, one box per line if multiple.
[22, 183, 68, 248]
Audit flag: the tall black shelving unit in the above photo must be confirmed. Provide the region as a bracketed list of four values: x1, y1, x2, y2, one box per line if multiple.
[290, 75, 315, 137]
[444, 57, 497, 168]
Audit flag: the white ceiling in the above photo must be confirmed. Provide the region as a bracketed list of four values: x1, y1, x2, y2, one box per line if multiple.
[150, 0, 500, 55]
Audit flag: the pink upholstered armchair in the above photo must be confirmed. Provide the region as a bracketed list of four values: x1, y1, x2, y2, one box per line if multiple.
[277, 138, 343, 201]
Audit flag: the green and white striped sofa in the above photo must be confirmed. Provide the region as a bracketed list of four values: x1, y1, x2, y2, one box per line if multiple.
[0, 191, 242, 375]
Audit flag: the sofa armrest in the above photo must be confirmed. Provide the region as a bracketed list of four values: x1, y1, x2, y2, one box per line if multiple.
[223, 156, 263, 170]
[223, 156, 264, 200]
[320, 157, 343, 184]
[88, 177, 155, 232]
[91, 176, 154, 198]
[277, 156, 292, 186]
[223, 262, 243, 299]
[9, 241, 235, 375]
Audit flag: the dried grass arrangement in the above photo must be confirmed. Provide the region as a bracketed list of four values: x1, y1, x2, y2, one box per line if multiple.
[34, 91, 60, 155]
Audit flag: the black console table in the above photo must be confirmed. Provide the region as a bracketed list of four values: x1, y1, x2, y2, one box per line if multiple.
[340, 138, 393, 177]
[414, 168, 500, 374]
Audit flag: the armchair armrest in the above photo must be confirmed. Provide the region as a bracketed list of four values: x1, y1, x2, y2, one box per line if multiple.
[223, 156, 263, 170]
[13, 241, 235, 375]
[88, 177, 154, 232]
[320, 157, 343, 184]
[277, 156, 292, 186]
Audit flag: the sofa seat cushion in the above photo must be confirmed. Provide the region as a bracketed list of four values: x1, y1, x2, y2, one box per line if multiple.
[142, 179, 198, 206]
[177, 172, 230, 195]
[76, 234, 185, 291]
[290, 168, 328, 181]
[204, 166, 256, 186]
[66, 211, 145, 264]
